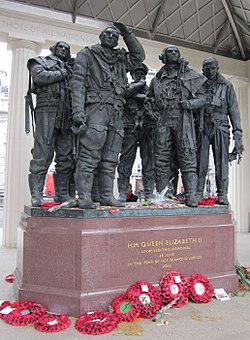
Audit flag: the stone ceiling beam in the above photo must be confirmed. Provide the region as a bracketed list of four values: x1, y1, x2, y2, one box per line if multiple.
[233, 13, 250, 34]
[214, 19, 230, 54]
[151, 0, 168, 39]
[221, 0, 246, 59]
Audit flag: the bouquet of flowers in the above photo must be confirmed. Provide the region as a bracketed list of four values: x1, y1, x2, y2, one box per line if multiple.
[236, 265, 250, 287]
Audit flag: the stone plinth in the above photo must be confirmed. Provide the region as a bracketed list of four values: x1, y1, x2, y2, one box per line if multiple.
[14, 205, 238, 317]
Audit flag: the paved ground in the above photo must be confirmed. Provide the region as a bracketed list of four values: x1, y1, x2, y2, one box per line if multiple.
[0, 208, 250, 339]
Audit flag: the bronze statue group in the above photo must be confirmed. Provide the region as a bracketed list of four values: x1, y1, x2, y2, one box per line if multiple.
[26, 22, 244, 209]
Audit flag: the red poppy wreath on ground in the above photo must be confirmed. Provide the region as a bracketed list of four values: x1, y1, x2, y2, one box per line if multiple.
[126, 281, 163, 319]
[0, 301, 47, 326]
[159, 271, 188, 308]
[75, 310, 119, 335]
[5, 274, 14, 283]
[187, 274, 214, 303]
[34, 313, 71, 333]
[111, 292, 141, 322]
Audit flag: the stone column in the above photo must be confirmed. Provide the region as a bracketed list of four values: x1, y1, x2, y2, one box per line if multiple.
[229, 75, 250, 232]
[3, 39, 41, 247]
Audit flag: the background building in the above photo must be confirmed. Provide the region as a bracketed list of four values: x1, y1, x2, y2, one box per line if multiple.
[0, 70, 9, 203]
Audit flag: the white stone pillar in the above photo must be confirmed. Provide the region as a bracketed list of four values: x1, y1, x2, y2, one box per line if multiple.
[3, 39, 41, 247]
[229, 75, 250, 232]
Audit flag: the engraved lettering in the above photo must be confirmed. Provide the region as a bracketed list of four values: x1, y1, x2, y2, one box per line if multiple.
[128, 242, 139, 249]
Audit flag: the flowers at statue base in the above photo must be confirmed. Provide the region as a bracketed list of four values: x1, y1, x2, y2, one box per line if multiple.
[1, 271, 216, 335]
[5, 274, 14, 283]
[0, 300, 71, 332]
[75, 310, 119, 335]
[111, 293, 141, 322]
[159, 271, 189, 308]
[40, 202, 62, 209]
[126, 281, 163, 319]
[198, 197, 218, 206]
[236, 264, 250, 287]
[0, 301, 47, 326]
[34, 313, 71, 333]
[187, 274, 214, 303]
[109, 208, 119, 214]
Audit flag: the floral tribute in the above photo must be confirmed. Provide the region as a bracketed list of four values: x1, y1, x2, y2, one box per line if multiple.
[198, 197, 218, 206]
[109, 208, 119, 214]
[0, 301, 46, 326]
[126, 281, 163, 319]
[111, 293, 141, 322]
[5, 274, 14, 283]
[34, 313, 71, 333]
[75, 310, 119, 335]
[40, 202, 62, 209]
[236, 265, 250, 287]
[187, 274, 214, 303]
[1, 270, 216, 335]
[159, 271, 188, 308]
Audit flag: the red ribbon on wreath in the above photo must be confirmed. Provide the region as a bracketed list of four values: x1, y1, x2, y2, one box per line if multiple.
[111, 292, 141, 322]
[126, 281, 163, 319]
[34, 313, 71, 333]
[0, 301, 47, 326]
[159, 271, 188, 308]
[75, 310, 119, 335]
[187, 274, 214, 303]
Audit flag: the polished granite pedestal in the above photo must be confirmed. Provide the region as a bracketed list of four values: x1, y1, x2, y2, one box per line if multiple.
[13, 204, 238, 317]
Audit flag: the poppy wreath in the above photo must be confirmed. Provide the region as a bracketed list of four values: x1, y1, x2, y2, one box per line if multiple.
[75, 310, 119, 335]
[126, 281, 163, 319]
[1, 301, 47, 326]
[0, 301, 11, 320]
[187, 274, 214, 303]
[34, 313, 71, 333]
[159, 271, 188, 308]
[5, 274, 14, 283]
[111, 292, 141, 322]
